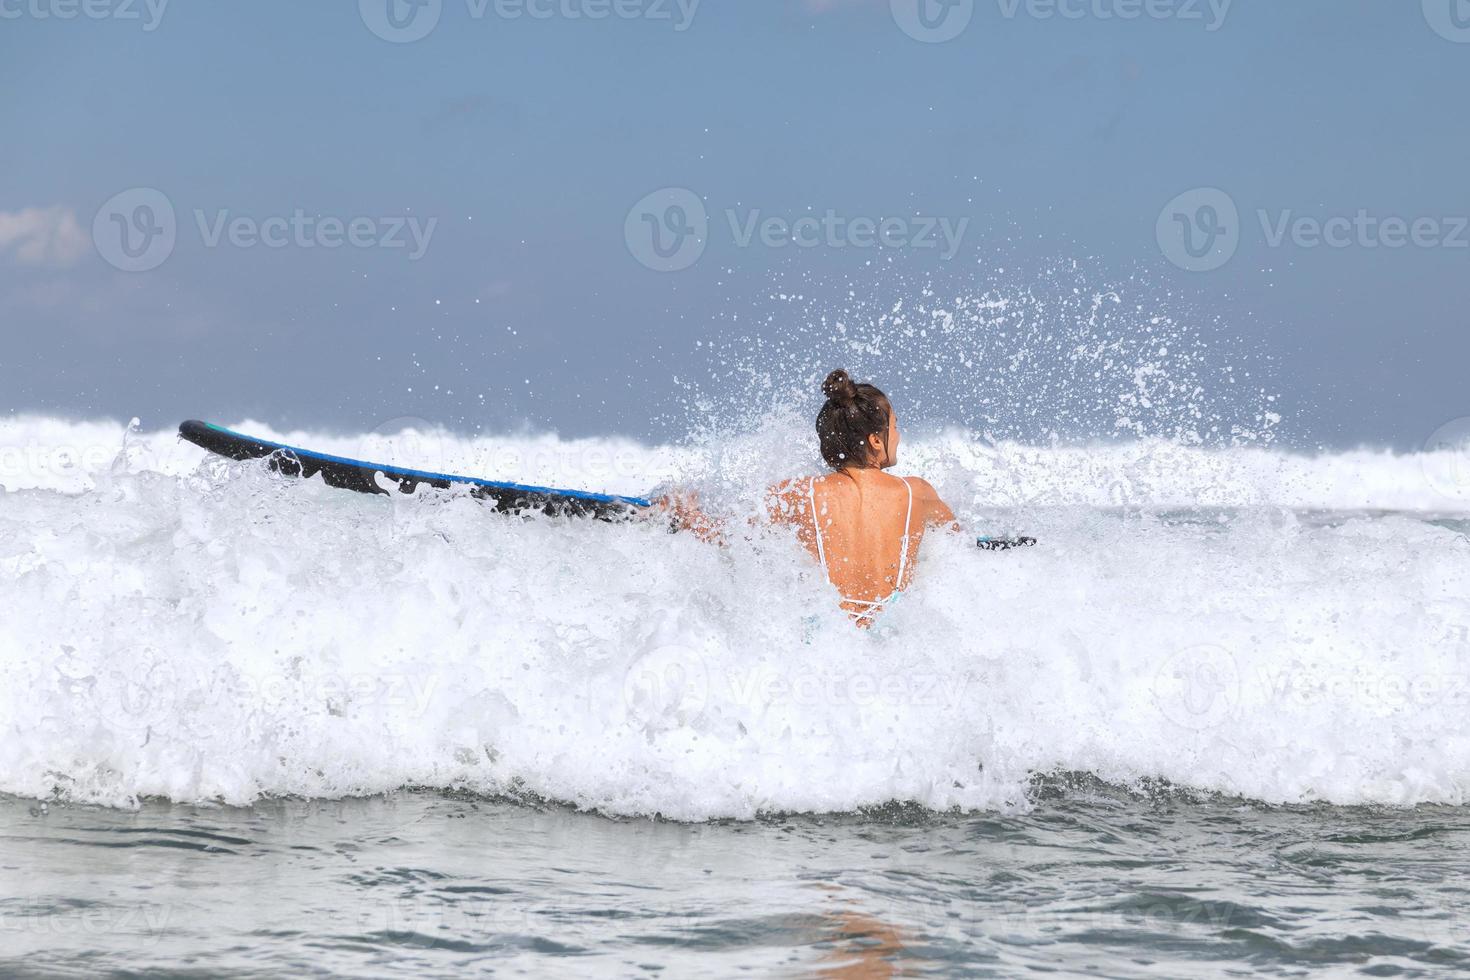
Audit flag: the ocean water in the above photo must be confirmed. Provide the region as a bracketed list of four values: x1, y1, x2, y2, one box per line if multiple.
[3, 416, 1470, 976]
[5, 789, 1470, 978]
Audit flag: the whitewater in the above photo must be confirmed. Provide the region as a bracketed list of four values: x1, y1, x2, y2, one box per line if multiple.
[3, 414, 1469, 819]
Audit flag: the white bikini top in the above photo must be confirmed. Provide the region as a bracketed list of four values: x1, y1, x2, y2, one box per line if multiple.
[808, 475, 914, 618]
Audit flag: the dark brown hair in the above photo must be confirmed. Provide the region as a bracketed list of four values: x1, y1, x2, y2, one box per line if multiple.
[816, 369, 891, 470]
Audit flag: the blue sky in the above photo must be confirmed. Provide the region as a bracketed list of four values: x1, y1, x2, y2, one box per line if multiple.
[2, 0, 1468, 448]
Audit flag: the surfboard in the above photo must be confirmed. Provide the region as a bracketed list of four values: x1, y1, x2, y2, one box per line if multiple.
[179, 420, 1038, 547]
[976, 535, 1037, 551]
[178, 420, 651, 520]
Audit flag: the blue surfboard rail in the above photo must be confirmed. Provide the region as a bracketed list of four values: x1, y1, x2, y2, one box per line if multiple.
[180, 420, 653, 513]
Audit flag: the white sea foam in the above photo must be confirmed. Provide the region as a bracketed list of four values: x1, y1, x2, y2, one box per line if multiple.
[2, 416, 1470, 817]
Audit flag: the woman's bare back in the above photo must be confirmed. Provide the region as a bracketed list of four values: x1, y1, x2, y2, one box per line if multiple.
[660, 368, 961, 625]
[769, 469, 956, 623]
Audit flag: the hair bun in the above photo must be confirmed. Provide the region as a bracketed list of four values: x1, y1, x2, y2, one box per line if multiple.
[822, 368, 858, 404]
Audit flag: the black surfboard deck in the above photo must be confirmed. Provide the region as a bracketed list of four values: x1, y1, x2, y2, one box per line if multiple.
[178, 420, 650, 520]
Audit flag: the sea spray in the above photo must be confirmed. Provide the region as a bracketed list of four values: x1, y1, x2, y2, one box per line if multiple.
[1, 420, 1468, 816]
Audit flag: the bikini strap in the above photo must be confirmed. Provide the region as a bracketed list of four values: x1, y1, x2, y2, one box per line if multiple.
[895, 477, 913, 590]
[809, 477, 829, 578]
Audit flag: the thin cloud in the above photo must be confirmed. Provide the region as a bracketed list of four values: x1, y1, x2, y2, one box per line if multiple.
[0, 206, 91, 268]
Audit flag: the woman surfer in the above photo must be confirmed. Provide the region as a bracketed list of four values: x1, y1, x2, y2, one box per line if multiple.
[663, 369, 960, 628]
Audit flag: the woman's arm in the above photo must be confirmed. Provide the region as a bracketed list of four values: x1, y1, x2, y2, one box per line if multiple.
[906, 476, 962, 532]
[651, 478, 807, 546]
[651, 489, 726, 544]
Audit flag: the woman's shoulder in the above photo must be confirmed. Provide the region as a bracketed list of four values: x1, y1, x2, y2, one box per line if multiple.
[897, 474, 941, 499]
[897, 475, 959, 527]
